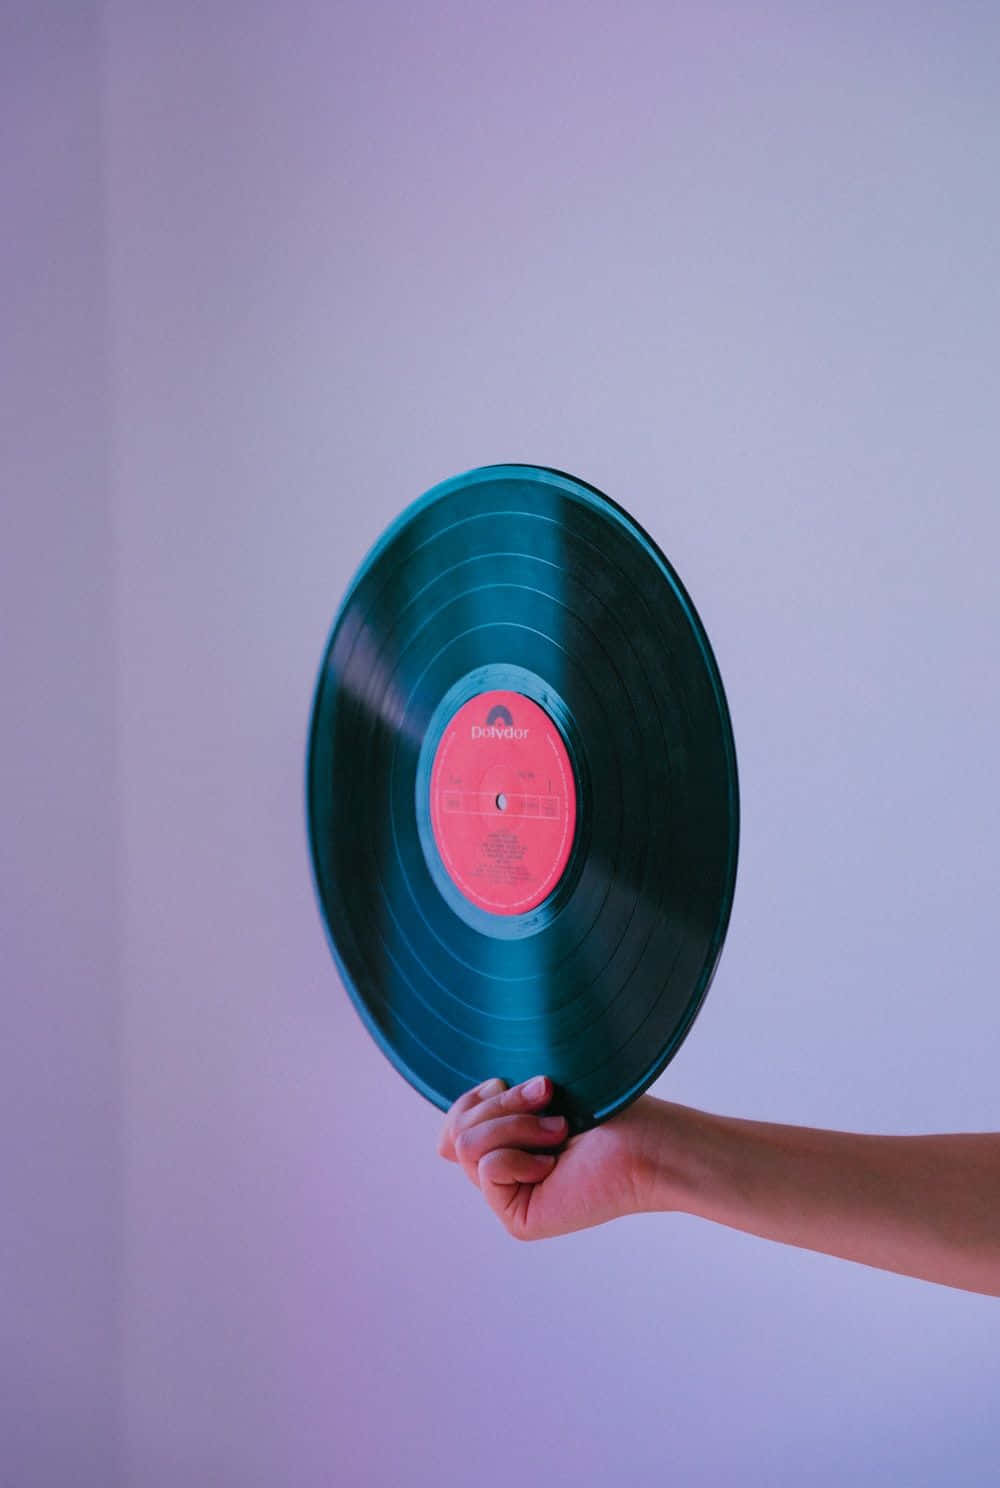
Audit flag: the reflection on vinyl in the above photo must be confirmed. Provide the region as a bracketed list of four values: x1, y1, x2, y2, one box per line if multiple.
[306, 465, 738, 1131]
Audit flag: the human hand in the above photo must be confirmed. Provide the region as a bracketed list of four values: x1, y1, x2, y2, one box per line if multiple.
[438, 1075, 667, 1241]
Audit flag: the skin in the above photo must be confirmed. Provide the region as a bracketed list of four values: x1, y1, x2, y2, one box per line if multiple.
[438, 1076, 1000, 1297]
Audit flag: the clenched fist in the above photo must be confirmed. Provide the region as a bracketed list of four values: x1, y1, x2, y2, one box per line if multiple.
[438, 1074, 667, 1241]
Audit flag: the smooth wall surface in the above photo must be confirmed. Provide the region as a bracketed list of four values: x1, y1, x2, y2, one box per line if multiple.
[2, 7, 120, 1486]
[9, 3, 1000, 1484]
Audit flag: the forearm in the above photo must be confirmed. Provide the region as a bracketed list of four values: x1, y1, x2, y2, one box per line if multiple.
[639, 1101, 1000, 1297]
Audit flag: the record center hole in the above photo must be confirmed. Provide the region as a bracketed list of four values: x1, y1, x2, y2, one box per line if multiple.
[495, 793, 508, 812]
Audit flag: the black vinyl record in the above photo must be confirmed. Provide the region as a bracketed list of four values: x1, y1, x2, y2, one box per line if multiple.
[306, 465, 738, 1131]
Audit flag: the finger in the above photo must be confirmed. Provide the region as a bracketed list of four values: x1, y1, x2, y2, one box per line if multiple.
[453, 1113, 568, 1184]
[478, 1148, 556, 1208]
[445, 1074, 554, 1160]
[482, 1148, 557, 1185]
[438, 1077, 508, 1162]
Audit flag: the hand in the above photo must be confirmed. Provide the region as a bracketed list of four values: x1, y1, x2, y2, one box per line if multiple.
[438, 1074, 666, 1241]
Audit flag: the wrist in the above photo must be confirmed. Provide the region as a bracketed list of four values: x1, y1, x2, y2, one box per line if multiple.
[632, 1098, 722, 1216]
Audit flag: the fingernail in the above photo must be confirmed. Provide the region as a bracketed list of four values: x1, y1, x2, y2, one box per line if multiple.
[477, 1077, 504, 1097]
[539, 1116, 565, 1132]
[522, 1076, 547, 1101]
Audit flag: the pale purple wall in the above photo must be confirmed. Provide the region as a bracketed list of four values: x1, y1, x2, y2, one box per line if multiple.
[7, 3, 1000, 1485]
[1, 7, 120, 1485]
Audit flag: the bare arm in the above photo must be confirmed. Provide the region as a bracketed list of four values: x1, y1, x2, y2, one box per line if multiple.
[637, 1101, 1000, 1297]
[439, 1078, 1000, 1297]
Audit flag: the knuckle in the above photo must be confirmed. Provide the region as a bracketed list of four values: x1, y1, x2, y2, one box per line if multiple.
[436, 1128, 453, 1159]
[453, 1127, 477, 1163]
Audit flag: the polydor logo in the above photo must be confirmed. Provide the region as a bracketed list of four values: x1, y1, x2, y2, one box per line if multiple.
[471, 703, 529, 740]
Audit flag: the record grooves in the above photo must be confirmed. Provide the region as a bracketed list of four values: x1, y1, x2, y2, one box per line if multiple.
[306, 465, 738, 1131]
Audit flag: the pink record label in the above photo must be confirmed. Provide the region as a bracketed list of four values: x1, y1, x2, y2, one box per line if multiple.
[429, 690, 577, 914]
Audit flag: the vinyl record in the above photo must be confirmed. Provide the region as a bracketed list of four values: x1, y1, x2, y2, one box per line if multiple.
[306, 465, 738, 1131]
